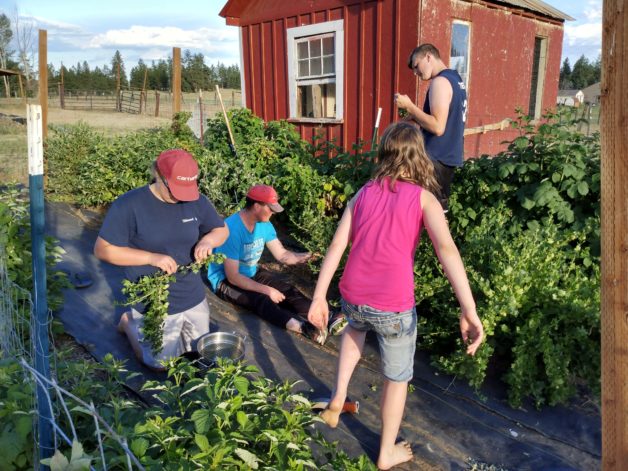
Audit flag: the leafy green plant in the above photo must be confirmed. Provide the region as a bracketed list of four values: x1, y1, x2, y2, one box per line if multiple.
[0, 358, 35, 470]
[0, 185, 68, 311]
[120, 254, 226, 354]
[41, 440, 92, 471]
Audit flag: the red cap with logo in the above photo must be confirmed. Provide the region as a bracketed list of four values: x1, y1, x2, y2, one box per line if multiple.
[156, 149, 200, 201]
[246, 184, 284, 213]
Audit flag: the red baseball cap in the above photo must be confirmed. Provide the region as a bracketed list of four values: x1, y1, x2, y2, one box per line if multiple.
[156, 149, 200, 202]
[246, 184, 284, 213]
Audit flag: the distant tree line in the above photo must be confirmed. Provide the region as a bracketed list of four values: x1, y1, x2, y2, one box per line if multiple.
[48, 49, 240, 93]
[0, 12, 240, 97]
[559, 55, 600, 90]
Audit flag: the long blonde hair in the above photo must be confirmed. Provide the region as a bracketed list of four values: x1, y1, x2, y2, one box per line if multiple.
[372, 122, 440, 194]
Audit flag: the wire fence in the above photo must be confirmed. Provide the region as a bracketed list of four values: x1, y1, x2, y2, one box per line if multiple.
[0, 243, 141, 469]
[46, 87, 242, 119]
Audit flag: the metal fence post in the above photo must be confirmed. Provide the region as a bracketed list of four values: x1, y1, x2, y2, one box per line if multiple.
[27, 104, 53, 468]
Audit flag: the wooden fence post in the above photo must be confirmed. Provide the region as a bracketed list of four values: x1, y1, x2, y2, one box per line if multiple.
[155, 91, 160, 117]
[38, 30, 47, 140]
[172, 47, 181, 115]
[601, 1, 628, 469]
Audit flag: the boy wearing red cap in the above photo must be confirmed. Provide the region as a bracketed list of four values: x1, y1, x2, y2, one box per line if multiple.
[94, 149, 229, 371]
[207, 184, 345, 344]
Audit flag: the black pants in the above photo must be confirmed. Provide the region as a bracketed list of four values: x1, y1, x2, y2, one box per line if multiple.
[215, 269, 312, 328]
[432, 160, 457, 211]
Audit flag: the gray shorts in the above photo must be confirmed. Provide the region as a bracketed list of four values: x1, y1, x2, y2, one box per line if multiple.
[129, 299, 210, 369]
[342, 300, 417, 382]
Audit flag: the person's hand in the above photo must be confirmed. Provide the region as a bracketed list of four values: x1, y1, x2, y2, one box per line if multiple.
[267, 287, 286, 303]
[295, 252, 313, 264]
[394, 93, 413, 110]
[148, 253, 178, 274]
[307, 297, 329, 331]
[194, 240, 214, 262]
[460, 309, 484, 356]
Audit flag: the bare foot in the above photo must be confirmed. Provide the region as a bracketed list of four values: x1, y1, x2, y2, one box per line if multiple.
[319, 401, 343, 428]
[377, 441, 413, 470]
[117, 312, 130, 334]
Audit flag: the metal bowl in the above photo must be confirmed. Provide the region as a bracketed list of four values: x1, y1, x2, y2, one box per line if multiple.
[196, 331, 246, 366]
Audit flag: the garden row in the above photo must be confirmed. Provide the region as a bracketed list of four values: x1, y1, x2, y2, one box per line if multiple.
[0, 187, 375, 470]
[43, 109, 601, 409]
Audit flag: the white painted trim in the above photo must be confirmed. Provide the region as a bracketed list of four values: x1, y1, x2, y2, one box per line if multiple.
[287, 19, 344, 120]
[238, 27, 246, 107]
[27, 104, 43, 176]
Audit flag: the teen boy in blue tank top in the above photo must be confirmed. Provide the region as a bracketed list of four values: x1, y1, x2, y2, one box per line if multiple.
[394, 43, 468, 211]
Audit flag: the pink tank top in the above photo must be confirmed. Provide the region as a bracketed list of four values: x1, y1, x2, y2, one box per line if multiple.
[339, 179, 424, 312]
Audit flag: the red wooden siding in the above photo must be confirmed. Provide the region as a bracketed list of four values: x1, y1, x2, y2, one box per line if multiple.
[229, 0, 565, 158]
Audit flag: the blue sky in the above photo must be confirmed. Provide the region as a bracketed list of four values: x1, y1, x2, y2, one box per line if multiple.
[1, 0, 601, 72]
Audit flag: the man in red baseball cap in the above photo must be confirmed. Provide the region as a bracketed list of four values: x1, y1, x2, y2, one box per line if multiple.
[207, 184, 346, 345]
[94, 149, 229, 371]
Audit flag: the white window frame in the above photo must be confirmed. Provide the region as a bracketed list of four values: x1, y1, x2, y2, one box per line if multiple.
[287, 20, 344, 122]
[450, 20, 471, 92]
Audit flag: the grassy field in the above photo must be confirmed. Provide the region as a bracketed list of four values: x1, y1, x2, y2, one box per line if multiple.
[0, 91, 241, 185]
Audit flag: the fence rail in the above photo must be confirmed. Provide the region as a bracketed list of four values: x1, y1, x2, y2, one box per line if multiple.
[47, 87, 242, 118]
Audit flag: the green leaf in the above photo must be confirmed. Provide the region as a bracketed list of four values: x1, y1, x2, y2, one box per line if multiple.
[130, 438, 149, 458]
[195, 433, 210, 452]
[235, 447, 260, 469]
[577, 181, 589, 196]
[41, 450, 69, 470]
[236, 410, 248, 428]
[233, 376, 250, 395]
[191, 409, 211, 434]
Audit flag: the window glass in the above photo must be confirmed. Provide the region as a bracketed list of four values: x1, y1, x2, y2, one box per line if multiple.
[310, 38, 322, 58]
[298, 59, 309, 78]
[297, 42, 308, 60]
[451, 22, 470, 89]
[322, 36, 334, 55]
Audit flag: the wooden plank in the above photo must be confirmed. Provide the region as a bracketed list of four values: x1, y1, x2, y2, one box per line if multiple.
[600, 1, 628, 469]
[172, 47, 181, 115]
[38, 30, 47, 140]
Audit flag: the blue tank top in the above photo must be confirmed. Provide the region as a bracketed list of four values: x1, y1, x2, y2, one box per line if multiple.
[422, 69, 467, 167]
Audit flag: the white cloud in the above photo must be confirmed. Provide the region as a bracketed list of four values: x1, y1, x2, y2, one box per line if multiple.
[87, 26, 238, 51]
[583, 0, 602, 22]
[564, 22, 602, 47]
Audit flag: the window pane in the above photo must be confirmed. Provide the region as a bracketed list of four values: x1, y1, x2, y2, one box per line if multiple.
[323, 56, 335, 74]
[298, 59, 309, 77]
[451, 23, 470, 87]
[310, 38, 322, 58]
[297, 41, 309, 60]
[310, 57, 322, 76]
[322, 36, 334, 55]
[297, 82, 336, 118]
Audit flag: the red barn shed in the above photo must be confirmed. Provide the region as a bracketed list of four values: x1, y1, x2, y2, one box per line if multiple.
[219, 0, 572, 158]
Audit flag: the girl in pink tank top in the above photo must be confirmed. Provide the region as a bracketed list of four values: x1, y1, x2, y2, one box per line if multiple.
[307, 122, 484, 470]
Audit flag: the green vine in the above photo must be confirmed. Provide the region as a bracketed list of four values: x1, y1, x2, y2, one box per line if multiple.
[121, 254, 226, 354]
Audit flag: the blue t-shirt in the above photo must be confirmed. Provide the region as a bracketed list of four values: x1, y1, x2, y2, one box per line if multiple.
[206, 212, 277, 291]
[422, 68, 468, 167]
[98, 185, 224, 314]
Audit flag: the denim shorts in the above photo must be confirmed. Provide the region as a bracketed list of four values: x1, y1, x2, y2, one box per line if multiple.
[342, 300, 417, 382]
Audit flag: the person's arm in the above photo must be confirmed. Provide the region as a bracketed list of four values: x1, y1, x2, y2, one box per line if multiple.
[266, 239, 312, 265]
[93, 236, 178, 275]
[395, 76, 452, 136]
[307, 201, 355, 330]
[193, 225, 229, 262]
[222, 258, 286, 303]
[421, 190, 483, 355]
